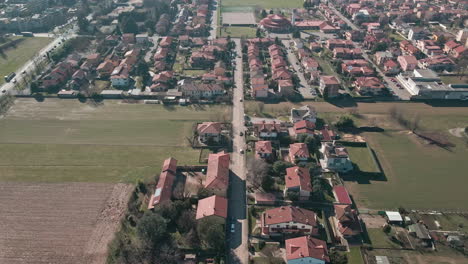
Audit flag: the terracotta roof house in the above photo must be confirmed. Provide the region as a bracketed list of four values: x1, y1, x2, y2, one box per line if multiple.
[319, 76, 341, 98]
[204, 152, 230, 196]
[255, 140, 274, 160]
[320, 125, 337, 141]
[289, 143, 310, 164]
[253, 121, 283, 139]
[196, 195, 228, 221]
[261, 206, 317, 236]
[293, 120, 315, 137]
[259, 14, 292, 33]
[397, 55, 418, 71]
[418, 55, 455, 72]
[334, 204, 362, 239]
[285, 166, 312, 199]
[285, 236, 330, 264]
[333, 185, 352, 205]
[319, 141, 353, 173]
[122, 33, 135, 44]
[197, 122, 222, 143]
[354, 77, 385, 95]
[302, 57, 320, 72]
[278, 79, 295, 95]
[255, 192, 276, 205]
[383, 59, 400, 75]
[290, 105, 317, 123]
[148, 158, 178, 209]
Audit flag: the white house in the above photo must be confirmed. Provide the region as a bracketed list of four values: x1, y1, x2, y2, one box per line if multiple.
[319, 141, 353, 173]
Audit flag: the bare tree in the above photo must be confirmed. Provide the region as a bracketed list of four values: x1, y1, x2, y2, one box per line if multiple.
[246, 158, 271, 190]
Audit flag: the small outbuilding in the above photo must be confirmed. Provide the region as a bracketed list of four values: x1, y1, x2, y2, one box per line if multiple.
[385, 211, 403, 224]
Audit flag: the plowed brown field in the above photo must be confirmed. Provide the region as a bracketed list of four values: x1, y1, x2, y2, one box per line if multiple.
[0, 182, 133, 264]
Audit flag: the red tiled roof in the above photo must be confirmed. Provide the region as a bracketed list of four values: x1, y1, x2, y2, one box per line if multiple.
[255, 140, 273, 154]
[162, 157, 178, 173]
[196, 195, 228, 219]
[255, 192, 276, 203]
[333, 185, 352, 205]
[321, 75, 339, 85]
[197, 122, 222, 134]
[204, 152, 230, 190]
[149, 170, 175, 209]
[285, 166, 312, 192]
[263, 206, 316, 226]
[289, 143, 309, 159]
[294, 120, 315, 135]
[286, 236, 329, 262]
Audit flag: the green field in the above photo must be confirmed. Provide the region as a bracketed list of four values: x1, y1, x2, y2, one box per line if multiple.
[219, 26, 257, 38]
[440, 75, 468, 85]
[367, 228, 401, 248]
[0, 99, 230, 183]
[221, 0, 303, 9]
[346, 145, 380, 174]
[347, 247, 364, 264]
[0, 37, 52, 85]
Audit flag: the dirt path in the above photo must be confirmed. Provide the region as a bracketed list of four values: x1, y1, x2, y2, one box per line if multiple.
[448, 128, 466, 138]
[84, 183, 133, 264]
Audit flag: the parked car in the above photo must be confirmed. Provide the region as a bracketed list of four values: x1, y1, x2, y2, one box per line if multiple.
[231, 223, 235, 233]
[239, 149, 244, 154]
[240, 132, 243, 136]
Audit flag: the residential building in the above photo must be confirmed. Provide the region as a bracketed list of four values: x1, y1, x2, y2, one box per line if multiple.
[197, 122, 222, 143]
[319, 142, 353, 173]
[354, 77, 385, 95]
[148, 158, 177, 209]
[253, 121, 283, 139]
[204, 152, 230, 197]
[293, 120, 315, 137]
[319, 76, 341, 98]
[259, 14, 292, 33]
[289, 143, 310, 164]
[334, 204, 362, 240]
[255, 141, 274, 160]
[397, 55, 418, 71]
[285, 166, 312, 200]
[261, 206, 317, 236]
[196, 195, 228, 222]
[333, 185, 352, 205]
[290, 105, 317, 123]
[408, 27, 426, 40]
[285, 236, 329, 264]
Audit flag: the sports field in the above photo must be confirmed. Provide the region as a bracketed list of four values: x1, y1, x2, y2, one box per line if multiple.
[0, 37, 52, 85]
[221, 0, 303, 9]
[0, 98, 231, 183]
[245, 101, 468, 210]
[219, 26, 258, 38]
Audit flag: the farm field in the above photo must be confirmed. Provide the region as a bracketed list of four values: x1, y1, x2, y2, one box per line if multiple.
[0, 182, 133, 264]
[0, 98, 231, 183]
[221, 0, 303, 9]
[0, 37, 52, 85]
[219, 26, 257, 38]
[245, 101, 468, 210]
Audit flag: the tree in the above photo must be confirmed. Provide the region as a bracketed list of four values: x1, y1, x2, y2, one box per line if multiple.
[247, 158, 272, 189]
[256, 28, 262, 38]
[136, 212, 168, 246]
[329, 250, 348, 264]
[154, 201, 178, 223]
[297, 134, 320, 154]
[261, 9, 268, 18]
[77, 16, 89, 33]
[120, 16, 139, 34]
[176, 210, 196, 233]
[272, 161, 294, 176]
[372, 42, 388, 53]
[335, 115, 355, 131]
[197, 218, 225, 252]
[286, 190, 299, 201]
[292, 29, 301, 39]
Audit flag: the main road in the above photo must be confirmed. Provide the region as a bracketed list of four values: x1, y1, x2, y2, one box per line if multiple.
[227, 38, 248, 264]
[0, 24, 77, 97]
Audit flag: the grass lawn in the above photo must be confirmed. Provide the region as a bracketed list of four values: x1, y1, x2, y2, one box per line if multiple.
[347, 247, 364, 264]
[219, 26, 257, 38]
[183, 69, 208, 77]
[440, 75, 468, 85]
[0, 99, 230, 183]
[222, 0, 303, 9]
[346, 145, 380, 174]
[367, 228, 401, 248]
[0, 37, 52, 85]
[389, 33, 406, 41]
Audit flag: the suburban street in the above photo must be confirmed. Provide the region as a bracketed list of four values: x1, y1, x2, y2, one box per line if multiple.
[0, 25, 77, 97]
[328, 3, 412, 100]
[209, 0, 218, 39]
[282, 39, 317, 99]
[228, 38, 248, 264]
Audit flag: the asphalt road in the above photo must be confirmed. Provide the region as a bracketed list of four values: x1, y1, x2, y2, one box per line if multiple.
[0, 25, 77, 97]
[209, 0, 218, 39]
[281, 39, 317, 99]
[227, 38, 248, 264]
[328, 3, 411, 100]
